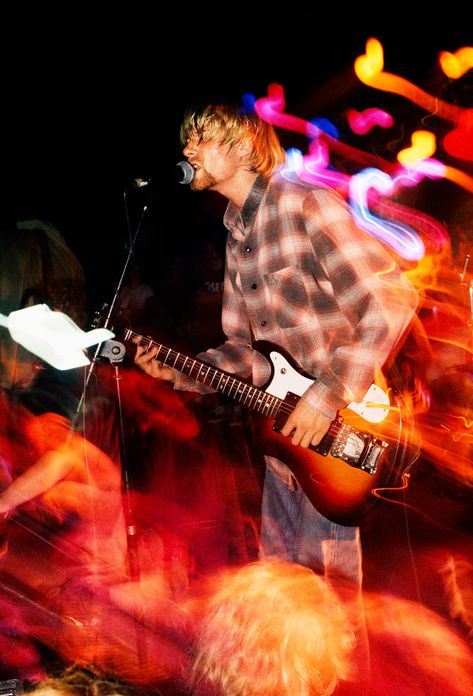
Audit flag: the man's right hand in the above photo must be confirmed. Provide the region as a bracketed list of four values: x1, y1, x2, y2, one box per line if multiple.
[133, 337, 177, 383]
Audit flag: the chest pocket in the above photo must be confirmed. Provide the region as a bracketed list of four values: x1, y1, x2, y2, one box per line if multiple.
[264, 266, 315, 329]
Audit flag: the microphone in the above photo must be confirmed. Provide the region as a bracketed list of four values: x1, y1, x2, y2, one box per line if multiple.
[176, 161, 195, 185]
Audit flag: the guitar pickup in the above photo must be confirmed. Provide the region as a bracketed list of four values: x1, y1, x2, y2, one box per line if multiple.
[272, 393, 389, 475]
[330, 424, 389, 474]
[311, 418, 389, 475]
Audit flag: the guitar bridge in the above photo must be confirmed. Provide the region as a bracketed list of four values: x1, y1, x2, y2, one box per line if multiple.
[272, 394, 389, 476]
[327, 423, 388, 474]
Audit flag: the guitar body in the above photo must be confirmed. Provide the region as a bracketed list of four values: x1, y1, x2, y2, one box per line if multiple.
[249, 413, 391, 525]
[123, 329, 412, 526]
[249, 341, 399, 525]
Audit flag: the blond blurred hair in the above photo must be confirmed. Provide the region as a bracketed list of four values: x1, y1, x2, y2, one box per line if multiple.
[180, 104, 286, 177]
[189, 558, 356, 696]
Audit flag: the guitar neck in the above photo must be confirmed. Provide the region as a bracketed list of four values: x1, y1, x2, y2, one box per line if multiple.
[123, 327, 390, 492]
[123, 328, 284, 419]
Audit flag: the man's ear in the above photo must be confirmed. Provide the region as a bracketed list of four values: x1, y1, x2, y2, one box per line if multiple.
[238, 137, 253, 159]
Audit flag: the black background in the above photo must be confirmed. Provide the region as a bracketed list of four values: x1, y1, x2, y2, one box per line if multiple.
[1, 3, 472, 315]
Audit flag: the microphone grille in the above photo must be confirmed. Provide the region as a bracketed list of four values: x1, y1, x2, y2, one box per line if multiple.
[177, 161, 195, 185]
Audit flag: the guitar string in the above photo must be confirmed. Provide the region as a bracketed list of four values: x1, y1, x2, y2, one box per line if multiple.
[126, 329, 379, 446]
[126, 328, 288, 417]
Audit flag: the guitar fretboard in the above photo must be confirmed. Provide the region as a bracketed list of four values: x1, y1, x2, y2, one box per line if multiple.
[122, 327, 389, 476]
[123, 328, 287, 420]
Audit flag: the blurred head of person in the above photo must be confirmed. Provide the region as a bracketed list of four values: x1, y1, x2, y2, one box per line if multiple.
[24, 664, 146, 696]
[188, 558, 356, 696]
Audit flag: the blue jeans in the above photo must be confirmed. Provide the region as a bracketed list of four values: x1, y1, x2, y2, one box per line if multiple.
[260, 465, 370, 694]
[259, 466, 363, 586]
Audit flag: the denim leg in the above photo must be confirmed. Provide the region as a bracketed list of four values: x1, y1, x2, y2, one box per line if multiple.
[260, 466, 362, 585]
[259, 466, 303, 564]
[260, 465, 370, 694]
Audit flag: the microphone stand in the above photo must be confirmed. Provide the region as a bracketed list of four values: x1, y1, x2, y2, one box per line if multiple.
[83, 186, 153, 669]
[73, 187, 149, 585]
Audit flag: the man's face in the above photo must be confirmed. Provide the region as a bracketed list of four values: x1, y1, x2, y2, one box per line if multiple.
[182, 131, 241, 192]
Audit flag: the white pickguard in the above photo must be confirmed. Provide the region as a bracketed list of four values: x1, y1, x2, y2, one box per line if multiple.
[265, 350, 390, 424]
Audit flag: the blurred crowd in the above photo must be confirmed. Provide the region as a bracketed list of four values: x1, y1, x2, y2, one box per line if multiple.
[1, 219, 473, 695]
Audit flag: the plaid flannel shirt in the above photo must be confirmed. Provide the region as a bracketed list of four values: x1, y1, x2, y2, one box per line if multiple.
[175, 173, 418, 420]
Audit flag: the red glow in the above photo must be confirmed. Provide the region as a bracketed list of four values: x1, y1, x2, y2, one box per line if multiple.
[443, 109, 473, 161]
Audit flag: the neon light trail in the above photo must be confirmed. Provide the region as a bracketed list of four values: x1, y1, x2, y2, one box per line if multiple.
[254, 84, 431, 261]
[439, 46, 473, 79]
[354, 37, 465, 123]
[346, 107, 394, 135]
[349, 168, 425, 261]
[354, 38, 473, 163]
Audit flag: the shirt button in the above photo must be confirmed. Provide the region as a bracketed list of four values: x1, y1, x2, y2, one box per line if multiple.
[251, 283, 257, 289]
[245, 246, 252, 253]
[261, 320, 267, 327]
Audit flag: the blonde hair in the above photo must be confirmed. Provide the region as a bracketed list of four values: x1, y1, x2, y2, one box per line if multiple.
[24, 665, 144, 696]
[190, 559, 356, 696]
[180, 104, 286, 177]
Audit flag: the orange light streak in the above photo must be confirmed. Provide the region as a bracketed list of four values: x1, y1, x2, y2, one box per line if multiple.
[397, 130, 437, 166]
[355, 37, 464, 123]
[439, 46, 473, 79]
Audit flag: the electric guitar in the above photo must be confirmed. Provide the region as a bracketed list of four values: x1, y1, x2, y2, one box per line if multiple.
[123, 328, 403, 525]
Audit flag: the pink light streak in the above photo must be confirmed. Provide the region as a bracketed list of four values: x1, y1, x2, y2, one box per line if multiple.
[254, 82, 320, 139]
[253, 82, 458, 261]
[346, 107, 394, 135]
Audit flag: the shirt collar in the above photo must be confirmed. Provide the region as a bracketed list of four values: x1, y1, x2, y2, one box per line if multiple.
[224, 174, 270, 234]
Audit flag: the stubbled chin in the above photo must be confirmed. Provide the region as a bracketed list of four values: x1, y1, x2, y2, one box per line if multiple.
[190, 171, 211, 191]
[198, 169, 222, 192]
